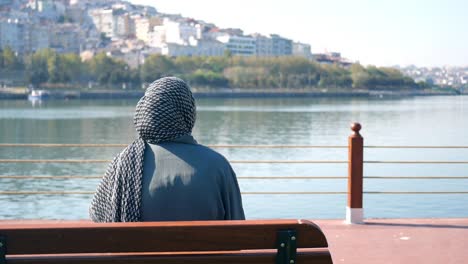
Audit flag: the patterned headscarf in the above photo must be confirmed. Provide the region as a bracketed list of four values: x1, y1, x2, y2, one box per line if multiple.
[90, 77, 196, 222]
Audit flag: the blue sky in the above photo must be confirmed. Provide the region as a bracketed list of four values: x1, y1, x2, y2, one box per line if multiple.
[131, 0, 467, 67]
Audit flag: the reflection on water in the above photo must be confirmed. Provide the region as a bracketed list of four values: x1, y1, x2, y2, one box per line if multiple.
[1, 96, 468, 219]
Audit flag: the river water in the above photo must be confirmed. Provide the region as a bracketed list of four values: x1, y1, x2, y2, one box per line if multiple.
[1, 96, 467, 220]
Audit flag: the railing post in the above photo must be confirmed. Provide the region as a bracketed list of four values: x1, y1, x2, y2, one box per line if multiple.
[346, 122, 364, 224]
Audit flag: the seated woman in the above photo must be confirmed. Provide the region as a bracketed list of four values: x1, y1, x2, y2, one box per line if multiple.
[90, 77, 245, 222]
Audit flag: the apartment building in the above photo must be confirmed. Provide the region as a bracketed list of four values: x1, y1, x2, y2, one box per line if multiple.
[49, 23, 81, 53]
[0, 18, 49, 54]
[254, 34, 292, 56]
[292, 42, 312, 59]
[216, 34, 255, 56]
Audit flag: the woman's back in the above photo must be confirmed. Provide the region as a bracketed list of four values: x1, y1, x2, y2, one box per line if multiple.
[90, 77, 244, 222]
[141, 135, 245, 221]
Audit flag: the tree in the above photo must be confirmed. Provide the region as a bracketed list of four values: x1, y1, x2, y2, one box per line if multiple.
[174, 56, 201, 74]
[186, 69, 229, 87]
[224, 66, 267, 88]
[0, 48, 3, 68]
[15, 49, 420, 90]
[85, 53, 130, 87]
[317, 64, 351, 88]
[140, 54, 178, 83]
[61, 53, 86, 83]
[350, 63, 371, 88]
[47, 52, 62, 83]
[223, 49, 232, 58]
[2, 46, 23, 70]
[26, 50, 50, 86]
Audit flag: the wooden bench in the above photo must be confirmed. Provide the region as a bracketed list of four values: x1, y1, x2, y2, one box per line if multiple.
[0, 219, 332, 264]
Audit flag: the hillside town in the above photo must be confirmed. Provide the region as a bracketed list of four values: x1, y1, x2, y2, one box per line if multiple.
[398, 65, 468, 90]
[1, 0, 466, 95]
[0, 0, 353, 68]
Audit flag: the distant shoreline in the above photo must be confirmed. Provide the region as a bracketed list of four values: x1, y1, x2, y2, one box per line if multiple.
[0, 88, 464, 100]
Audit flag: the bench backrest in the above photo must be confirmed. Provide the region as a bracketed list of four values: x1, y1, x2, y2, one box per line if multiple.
[0, 219, 332, 264]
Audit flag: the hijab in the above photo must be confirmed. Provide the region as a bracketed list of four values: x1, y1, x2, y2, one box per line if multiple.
[90, 77, 196, 222]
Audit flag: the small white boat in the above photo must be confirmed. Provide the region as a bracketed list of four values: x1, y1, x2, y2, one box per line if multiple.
[28, 90, 50, 100]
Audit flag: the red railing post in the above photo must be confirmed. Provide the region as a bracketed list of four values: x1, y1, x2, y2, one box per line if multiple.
[346, 122, 364, 224]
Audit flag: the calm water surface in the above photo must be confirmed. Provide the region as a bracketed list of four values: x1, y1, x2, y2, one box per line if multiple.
[1, 96, 467, 220]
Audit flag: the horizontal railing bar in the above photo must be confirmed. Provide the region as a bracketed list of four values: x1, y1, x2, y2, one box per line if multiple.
[0, 159, 110, 163]
[0, 175, 102, 179]
[0, 175, 348, 180]
[364, 176, 468, 179]
[2, 175, 467, 180]
[365, 146, 468, 149]
[2, 191, 468, 195]
[232, 160, 347, 164]
[3, 175, 468, 180]
[242, 192, 346, 194]
[211, 145, 347, 148]
[0, 159, 348, 164]
[3, 159, 468, 164]
[0, 143, 128, 148]
[0, 143, 347, 148]
[365, 161, 468, 164]
[364, 191, 468, 194]
[0, 191, 347, 195]
[0, 175, 468, 180]
[240, 176, 346, 179]
[0, 191, 95, 195]
[2, 144, 468, 149]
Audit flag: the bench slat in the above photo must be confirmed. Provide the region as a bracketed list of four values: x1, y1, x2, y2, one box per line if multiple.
[0, 220, 328, 254]
[5, 249, 332, 264]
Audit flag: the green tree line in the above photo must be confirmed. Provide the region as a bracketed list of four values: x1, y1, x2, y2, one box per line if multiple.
[0, 47, 423, 90]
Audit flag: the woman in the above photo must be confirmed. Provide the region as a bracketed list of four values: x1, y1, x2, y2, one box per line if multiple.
[90, 77, 245, 222]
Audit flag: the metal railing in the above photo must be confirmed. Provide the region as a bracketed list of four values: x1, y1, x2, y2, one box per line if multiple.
[1, 123, 468, 223]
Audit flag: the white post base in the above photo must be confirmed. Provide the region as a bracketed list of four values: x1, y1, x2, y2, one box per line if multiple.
[345, 207, 364, 224]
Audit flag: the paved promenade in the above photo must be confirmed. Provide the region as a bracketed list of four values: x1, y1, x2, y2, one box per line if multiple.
[1, 218, 467, 263]
[315, 218, 468, 264]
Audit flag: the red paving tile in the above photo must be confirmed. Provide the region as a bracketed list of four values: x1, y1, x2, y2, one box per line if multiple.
[1, 218, 467, 263]
[315, 218, 468, 264]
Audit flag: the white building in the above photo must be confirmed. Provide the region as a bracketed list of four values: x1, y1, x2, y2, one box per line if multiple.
[89, 8, 136, 40]
[0, 19, 25, 54]
[163, 18, 200, 45]
[134, 17, 151, 42]
[69, 0, 111, 7]
[216, 34, 255, 56]
[27, 0, 66, 21]
[28, 24, 49, 53]
[66, 5, 88, 24]
[159, 39, 224, 57]
[114, 12, 135, 38]
[194, 39, 225, 56]
[89, 9, 114, 38]
[161, 43, 196, 57]
[49, 24, 81, 53]
[148, 24, 166, 47]
[111, 2, 133, 11]
[134, 16, 162, 43]
[254, 34, 292, 56]
[292, 42, 312, 59]
[0, 18, 51, 55]
[143, 17, 204, 49]
[461, 76, 467, 85]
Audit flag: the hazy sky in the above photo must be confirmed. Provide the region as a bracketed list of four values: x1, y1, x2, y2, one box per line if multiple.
[131, 0, 467, 67]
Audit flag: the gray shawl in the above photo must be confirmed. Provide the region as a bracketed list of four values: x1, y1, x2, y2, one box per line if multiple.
[89, 77, 196, 222]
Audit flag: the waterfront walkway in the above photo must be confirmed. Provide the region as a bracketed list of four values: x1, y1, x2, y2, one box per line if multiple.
[1, 218, 467, 263]
[316, 218, 468, 263]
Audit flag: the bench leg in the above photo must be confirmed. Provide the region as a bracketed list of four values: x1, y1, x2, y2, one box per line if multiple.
[276, 230, 297, 264]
